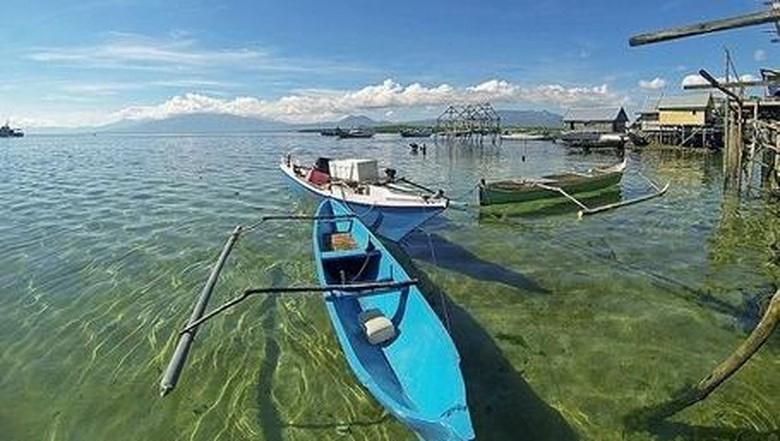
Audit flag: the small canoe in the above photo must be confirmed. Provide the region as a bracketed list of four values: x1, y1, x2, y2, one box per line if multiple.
[500, 133, 548, 141]
[558, 131, 626, 148]
[313, 199, 474, 441]
[281, 156, 448, 241]
[338, 128, 375, 138]
[400, 128, 433, 138]
[479, 157, 627, 206]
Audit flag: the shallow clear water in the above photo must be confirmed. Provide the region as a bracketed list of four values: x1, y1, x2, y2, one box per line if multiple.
[0, 133, 777, 441]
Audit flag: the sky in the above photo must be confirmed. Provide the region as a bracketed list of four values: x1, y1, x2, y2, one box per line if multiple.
[0, 0, 776, 128]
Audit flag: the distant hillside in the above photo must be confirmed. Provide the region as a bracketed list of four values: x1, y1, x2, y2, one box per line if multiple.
[30, 109, 562, 135]
[335, 115, 380, 127]
[101, 113, 290, 134]
[296, 114, 387, 131]
[497, 110, 562, 127]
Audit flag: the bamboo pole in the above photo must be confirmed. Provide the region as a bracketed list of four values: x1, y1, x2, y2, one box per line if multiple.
[159, 226, 243, 397]
[578, 183, 670, 218]
[629, 9, 780, 46]
[628, 289, 780, 424]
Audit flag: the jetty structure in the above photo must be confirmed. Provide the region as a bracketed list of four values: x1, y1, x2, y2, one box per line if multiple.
[435, 103, 501, 143]
[630, 4, 780, 192]
[624, 3, 780, 430]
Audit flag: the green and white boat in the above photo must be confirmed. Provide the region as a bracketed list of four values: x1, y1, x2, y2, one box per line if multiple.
[478, 158, 627, 206]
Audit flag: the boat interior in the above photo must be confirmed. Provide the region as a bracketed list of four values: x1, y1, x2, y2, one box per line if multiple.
[315, 202, 466, 419]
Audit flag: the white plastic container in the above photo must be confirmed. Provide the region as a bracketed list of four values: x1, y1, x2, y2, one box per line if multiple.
[329, 159, 379, 183]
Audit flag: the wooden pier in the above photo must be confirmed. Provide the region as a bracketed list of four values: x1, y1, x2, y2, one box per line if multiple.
[630, 5, 780, 192]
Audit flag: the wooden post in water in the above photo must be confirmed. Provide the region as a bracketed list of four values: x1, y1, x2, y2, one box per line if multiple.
[628, 289, 780, 424]
[773, 135, 780, 191]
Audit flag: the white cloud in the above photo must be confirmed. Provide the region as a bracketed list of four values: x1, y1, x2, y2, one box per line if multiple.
[27, 39, 261, 71]
[755, 49, 768, 62]
[104, 78, 624, 125]
[740, 74, 760, 83]
[60, 82, 141, 96]
[638, 77, 667, 90]
[25, 34, 369, 75]
[682, 74, 709, 87]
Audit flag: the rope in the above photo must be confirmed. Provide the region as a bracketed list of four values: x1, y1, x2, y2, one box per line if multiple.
[426, 231, 453, 333]
[449, 182, 480, 204]
[243, 214, 357, 233]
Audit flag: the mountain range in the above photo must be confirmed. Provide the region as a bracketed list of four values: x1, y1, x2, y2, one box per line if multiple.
[28, 109, 563, 134]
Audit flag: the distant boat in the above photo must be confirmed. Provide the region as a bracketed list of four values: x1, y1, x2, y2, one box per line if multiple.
[627, 131, 650, 146]
[400, 127, 432, 138]
[479, 157, 627, 206]
[558, 131, 625, 148]
[281, 155, 448, 241]
[500, 132, 549, 141]
[0, 122, 24, 138]
[313, 198, 474, 441]
[338, 128, 375, 139]
[320, 128, 345, 137]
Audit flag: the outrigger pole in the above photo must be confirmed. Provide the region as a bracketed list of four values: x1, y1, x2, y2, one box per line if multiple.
[531, 177, 670, 219]
[577, 182, 670, 218]
[160, 226, 242, 397]
[158, 213, 404, 397]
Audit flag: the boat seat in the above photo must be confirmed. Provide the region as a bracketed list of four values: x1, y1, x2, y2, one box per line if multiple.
[321, 248, 379, 261]
[357, 308, 396, 345]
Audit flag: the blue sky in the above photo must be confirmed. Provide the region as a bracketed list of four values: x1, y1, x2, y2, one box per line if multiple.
[0, 0, 776, 127]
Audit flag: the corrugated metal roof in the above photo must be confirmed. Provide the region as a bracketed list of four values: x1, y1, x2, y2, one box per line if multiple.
[657, 94, 712, 110]
[563, 107, 626, 122]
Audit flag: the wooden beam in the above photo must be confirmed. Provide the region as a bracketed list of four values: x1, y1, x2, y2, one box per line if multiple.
[630, 9, 780, 46]
[698, 69, 743, 105]
[684, 79, 780, 90]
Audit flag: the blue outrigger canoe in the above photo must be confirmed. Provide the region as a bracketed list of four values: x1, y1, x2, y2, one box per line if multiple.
[313, 199, 474, 441]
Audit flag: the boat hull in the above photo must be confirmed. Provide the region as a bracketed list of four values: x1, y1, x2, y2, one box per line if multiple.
[500, 133, 547, 141]
[281, 161, 446, 241]
[559, 131, 625, 148]
[480, 186, 622, 217]
[479, 160, 625, 206]
[313, 200, 474, 441]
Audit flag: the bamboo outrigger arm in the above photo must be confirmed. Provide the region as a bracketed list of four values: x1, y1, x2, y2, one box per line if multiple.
[629, 8, 780, 47]
[158, 213, 363, 397]
[531, 179, 670, 218]
[577, 183, 670, 218]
